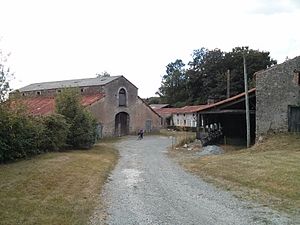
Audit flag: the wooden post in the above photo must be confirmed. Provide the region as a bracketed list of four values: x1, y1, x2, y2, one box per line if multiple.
[243, 52, 251, 148]
[227, 69, 230, 98]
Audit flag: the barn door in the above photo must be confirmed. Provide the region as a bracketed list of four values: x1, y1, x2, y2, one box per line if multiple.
[288, 106, 300, 132]
[115, 112, 130, 136]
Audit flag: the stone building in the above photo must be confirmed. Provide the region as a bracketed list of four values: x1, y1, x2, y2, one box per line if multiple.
[14, 76, 161, 137]
[256, 56, 300, 137]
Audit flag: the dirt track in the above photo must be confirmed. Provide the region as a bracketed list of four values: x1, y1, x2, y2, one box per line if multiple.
[90, 136, 291, 225]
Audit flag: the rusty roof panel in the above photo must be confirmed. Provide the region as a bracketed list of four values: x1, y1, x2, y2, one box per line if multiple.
[17, 93, 105, 116]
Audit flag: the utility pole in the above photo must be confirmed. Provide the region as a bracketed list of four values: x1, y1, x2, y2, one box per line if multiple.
[226, 69, 230, 98]
[243, 51, 250, 148]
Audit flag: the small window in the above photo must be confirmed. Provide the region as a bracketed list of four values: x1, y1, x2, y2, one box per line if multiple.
[298, 72, 300, 86]
[184, 120, 186, 125]
[22, 93, 25, 96]
[177, 113, 179, 116]
[37, 91, 41, 95]
[183, 114, 186, 117]
[57, 90, 61, 93]
[81, 88, 84, 92]
[119, 88, 127, 106]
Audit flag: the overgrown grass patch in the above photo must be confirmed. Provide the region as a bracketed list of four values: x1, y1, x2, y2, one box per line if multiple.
[172, 133, 300, 215]
[0, 140, 119, 225]
[160, 129, 196, 147]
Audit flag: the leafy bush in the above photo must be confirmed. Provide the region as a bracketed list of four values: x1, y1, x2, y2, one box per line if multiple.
[0, 105, 44, 162]
[42, 114, 70, 151]
[0, 105, 69, 162]
[56, 88, 97, 149]
[0, 88, 97, 163]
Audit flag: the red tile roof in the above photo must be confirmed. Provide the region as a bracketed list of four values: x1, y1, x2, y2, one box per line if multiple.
[16, 93, 105, 116]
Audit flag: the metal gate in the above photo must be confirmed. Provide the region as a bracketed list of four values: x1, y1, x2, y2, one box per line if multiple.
[288, 106, 300, 132]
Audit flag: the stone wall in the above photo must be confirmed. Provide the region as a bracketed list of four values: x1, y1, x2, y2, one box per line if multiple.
[89, 76, 161, 137]
[14, 86, 105, 98]
[13, 75, 161, 137]
[256, 56, 300, 137]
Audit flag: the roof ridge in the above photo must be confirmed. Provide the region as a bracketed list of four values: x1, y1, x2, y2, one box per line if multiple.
[25, 75, 122, 86]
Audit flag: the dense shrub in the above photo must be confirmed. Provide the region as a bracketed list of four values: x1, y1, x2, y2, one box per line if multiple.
[0, 105, 70, 163]
[0, 88, 98, 163]
[42, 114, 70, 151]
[0, 105, 44, 162]
[56, 88, 97, 149]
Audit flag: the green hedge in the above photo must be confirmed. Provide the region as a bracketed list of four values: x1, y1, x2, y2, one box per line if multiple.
[0, 105, 69, 163]
[0, 89, 98, 163]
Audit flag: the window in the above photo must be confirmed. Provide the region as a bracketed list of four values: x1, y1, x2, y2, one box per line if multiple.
[81, 88, 84, 92]
[294, 70, 300, 86]
[184, 120, 186, 125]
[119, 88, 127, 106]
[22, 93, 25, 96]
[57, 89, 61, 93]
[37, 91, 41, 95]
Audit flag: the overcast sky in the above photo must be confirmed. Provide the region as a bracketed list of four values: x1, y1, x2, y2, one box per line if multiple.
[1, 0, 299, 97]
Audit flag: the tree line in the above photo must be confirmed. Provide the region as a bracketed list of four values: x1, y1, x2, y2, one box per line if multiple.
[152, 47, 277, 107]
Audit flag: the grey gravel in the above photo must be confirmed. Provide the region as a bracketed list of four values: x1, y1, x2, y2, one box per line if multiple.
[194, 145, 224, 157]
[90, 136, 293, 225]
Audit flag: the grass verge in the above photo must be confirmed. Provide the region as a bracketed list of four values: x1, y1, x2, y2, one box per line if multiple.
[0, 139, 119, 225]
[170, 133, 300, 216]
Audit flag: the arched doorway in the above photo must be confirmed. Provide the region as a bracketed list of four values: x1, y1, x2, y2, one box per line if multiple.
[115, 112, 130, 136]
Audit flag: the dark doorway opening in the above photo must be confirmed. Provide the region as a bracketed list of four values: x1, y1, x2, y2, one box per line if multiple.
[288, 106, 300, 132]
[115, 112, 130, 136]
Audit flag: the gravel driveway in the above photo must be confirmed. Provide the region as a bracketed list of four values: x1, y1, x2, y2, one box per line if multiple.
[90, 136, 292, 225]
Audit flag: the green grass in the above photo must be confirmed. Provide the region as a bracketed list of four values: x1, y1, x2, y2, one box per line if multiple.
[0, 140, 119, 225]
[172, 133, 300, 215]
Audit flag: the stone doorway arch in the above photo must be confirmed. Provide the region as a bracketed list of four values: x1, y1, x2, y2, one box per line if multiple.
[115, 112, 130, 136]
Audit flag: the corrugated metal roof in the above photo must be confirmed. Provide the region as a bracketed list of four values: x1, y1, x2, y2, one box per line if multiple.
[178, 105, 208, 113]
[149, 104, 170, 109]
[154, 105, 208, 116]
[18, 76, 121, 92]
[18, 93, 105, 116]
[198, 88, 256, 112]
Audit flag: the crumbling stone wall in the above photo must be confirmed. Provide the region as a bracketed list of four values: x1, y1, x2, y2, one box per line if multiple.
[256, 56, 300, 137]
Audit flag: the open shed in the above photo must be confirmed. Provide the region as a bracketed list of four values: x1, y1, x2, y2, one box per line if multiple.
[197, 88, 256, 145]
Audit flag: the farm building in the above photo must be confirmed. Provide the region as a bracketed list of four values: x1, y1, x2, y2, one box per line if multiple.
[256, 56, 300, 137]
[152, 105, 208, 129]
[172, 105, 207, 129]
[12, 76, 161, 137]
[196, 88, 256, 145]
[152, 107, 180, 128]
